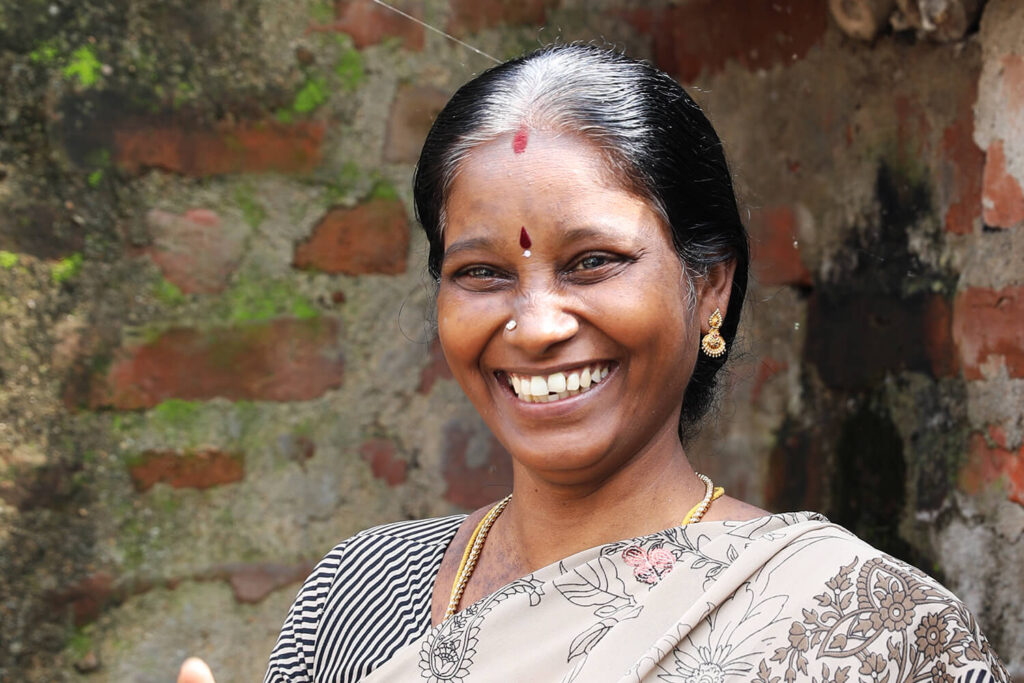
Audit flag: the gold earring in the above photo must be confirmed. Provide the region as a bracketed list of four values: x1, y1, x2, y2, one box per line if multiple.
[701, 308, 726, 357]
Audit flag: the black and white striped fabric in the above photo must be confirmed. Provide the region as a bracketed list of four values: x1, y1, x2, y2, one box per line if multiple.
[264, 514, 465, 682]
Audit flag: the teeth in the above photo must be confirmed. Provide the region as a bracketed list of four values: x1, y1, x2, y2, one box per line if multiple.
[548, 372, 566, 393]
[507, 364, 611, 403]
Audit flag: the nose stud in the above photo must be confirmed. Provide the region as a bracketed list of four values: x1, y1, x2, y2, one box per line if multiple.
[505, 319, 517, 331]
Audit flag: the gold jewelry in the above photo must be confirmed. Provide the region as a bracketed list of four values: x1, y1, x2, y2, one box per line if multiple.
[701, 308, 726, 357]
[444, 475, 721, 619]
[445, 493, 512, 620]
[505, 319, 517, 331]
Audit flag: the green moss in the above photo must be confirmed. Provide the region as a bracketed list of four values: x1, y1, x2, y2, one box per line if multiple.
[151, 399, 202, 429]
[221, 277, 320, 323]
[66, 626, 94, 660]
[234, 185, 266, 230]
[311, 0, 334, 23]
[293, 75, 329, 114]
[29, 41, 59, 64]
[274, 108, 294, 124]
[334, 47, 365, 92]
[86, 169, 103, 187]
[153, 278, 186, 306]
[62, 46, 102, 87]
[0, 250, 18, 269]
[370, 181, 398, 201]
[51, 252, 83, 283]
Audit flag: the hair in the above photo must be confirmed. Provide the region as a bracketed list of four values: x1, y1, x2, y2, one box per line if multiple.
[413, 44, 749, 442]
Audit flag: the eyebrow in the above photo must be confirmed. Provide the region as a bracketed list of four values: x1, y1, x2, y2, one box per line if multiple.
[442, 236, 499, 260]
[442, 225, 638, 262]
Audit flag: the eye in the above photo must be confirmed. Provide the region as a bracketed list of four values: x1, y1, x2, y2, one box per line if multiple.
[450, 264, 511, 292]
[572, 254, 611, 271]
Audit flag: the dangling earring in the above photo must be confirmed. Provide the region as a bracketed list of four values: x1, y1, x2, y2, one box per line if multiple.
[701, 308, 726, 357]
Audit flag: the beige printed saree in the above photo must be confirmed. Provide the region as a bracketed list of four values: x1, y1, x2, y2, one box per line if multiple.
[364, 513, 1008, 682]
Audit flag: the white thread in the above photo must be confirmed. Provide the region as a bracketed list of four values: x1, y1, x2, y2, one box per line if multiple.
[368, 0, 501, 64]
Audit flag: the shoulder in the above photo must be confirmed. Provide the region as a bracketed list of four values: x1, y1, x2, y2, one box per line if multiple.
[746, 514, 1011, 681]
[265, 514, 466, 681]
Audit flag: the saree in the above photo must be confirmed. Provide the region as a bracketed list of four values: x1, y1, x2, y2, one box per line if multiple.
[363, 512, 1008, 682]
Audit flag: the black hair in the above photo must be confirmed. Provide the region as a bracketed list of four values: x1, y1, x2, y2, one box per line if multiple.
[413, 44, 749, 441]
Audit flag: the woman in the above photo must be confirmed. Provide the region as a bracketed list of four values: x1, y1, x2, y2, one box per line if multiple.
[185, 44, 1009, 682]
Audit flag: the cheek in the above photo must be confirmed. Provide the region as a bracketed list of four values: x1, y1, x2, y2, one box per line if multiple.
[436, 290, 497, 376]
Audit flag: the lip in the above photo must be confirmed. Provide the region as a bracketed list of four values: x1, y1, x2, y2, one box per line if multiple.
[494, 362, 618, 412]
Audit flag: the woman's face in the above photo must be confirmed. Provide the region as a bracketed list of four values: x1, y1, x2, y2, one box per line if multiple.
[437, 130, 714, 487]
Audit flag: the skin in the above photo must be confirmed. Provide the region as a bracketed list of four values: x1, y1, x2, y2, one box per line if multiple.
[177, 129, 766, 682]
[428, 130, 765, 624]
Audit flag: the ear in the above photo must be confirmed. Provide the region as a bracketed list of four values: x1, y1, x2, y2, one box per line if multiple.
[696, 259, 737, 332]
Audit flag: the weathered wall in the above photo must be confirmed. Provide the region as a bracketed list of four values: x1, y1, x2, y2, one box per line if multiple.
[0, 0, 1021, 679]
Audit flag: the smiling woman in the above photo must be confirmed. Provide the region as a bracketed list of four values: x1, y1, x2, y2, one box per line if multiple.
[251, 45, 1011, 682]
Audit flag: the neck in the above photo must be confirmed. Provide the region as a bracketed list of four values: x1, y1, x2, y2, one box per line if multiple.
[498, 426, 706, 572]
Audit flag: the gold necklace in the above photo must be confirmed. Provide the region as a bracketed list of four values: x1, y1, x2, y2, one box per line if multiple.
[444, 473, 720, 619]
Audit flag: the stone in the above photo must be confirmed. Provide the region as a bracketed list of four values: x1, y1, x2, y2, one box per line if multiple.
[383, 84, 450, 164]
[77, 317, 344, 410]
[953, 286, 1024, 380]
[293, 198, 409, 275]
[982, 140, 1024, 229]
[127, 449, 244, 492]
[620, 0, 827, 82]
[359, 438, 407, 486]
[313, 0, 424, 50]
[447, 0, 557, 35]
[442, 420, 512, 509]
[748, 206, 812, 287]
[114, 120, 326, 177]
[143, 208, 245, 294]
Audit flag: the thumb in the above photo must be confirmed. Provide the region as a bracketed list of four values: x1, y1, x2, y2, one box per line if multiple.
[177, 657, 215, 683]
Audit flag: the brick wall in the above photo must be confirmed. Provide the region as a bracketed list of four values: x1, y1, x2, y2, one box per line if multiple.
[1, 0, 1021, 678]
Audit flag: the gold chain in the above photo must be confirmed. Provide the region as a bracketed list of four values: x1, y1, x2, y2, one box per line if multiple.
[444, 474, 720, 620]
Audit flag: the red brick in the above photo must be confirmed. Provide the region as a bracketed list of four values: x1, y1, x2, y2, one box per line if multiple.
[941, 83, 985, 235]
[51, 571, 114, 626]
[981, 140, 1024, 228]
[952, 286, 1024, 380]
[310, 0, 424, 50]
[960, 431, 1024, 507]
[748, 206, 812, 287]
[293, 198, 409, 275]
[78, 318, 344, 410]
[418, 337, 453, 394]
[143, 208, 244, 294]
[127, 449, 244, 492]
[621, 0, 827, 82]
[442, 421, 512, 509]
[359, 438, 407, 486]
[219, 562, 313, 604]
[384, 84, 450, 164]
[447, 0, 557, 36]
[114, 120, 325, 177]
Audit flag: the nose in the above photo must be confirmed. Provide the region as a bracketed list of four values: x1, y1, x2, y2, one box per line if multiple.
[509, 289, 580, 355]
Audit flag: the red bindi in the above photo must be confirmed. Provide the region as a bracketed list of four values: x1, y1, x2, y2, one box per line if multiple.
[512, 126, 529, 154]
[519, 226, 532, 249]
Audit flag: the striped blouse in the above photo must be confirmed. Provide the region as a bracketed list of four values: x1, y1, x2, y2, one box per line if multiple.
[264, 514, 466, 682]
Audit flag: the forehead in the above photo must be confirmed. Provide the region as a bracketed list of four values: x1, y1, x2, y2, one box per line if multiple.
[441, 131, 674, 258]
